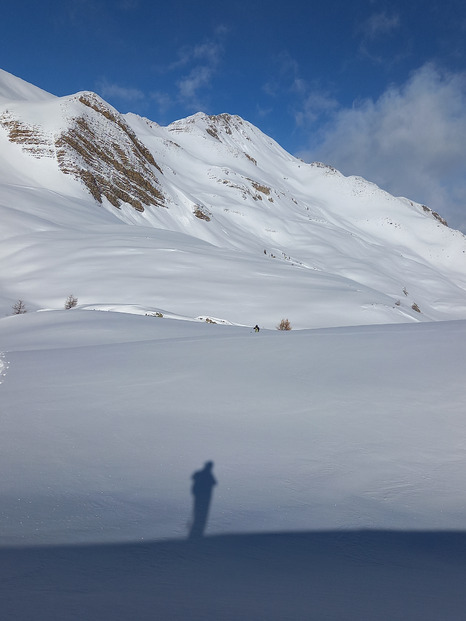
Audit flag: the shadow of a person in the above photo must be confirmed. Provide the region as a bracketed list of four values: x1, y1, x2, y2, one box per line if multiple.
[188, 461, 217, 539]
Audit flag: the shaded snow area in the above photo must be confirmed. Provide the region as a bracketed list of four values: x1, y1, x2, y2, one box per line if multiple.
[1, 311, 466, 619]
[2, 533, 466, 621]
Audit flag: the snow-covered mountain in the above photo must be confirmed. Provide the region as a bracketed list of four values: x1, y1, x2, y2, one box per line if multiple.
[2, 69, 466, 619]
[1, 67, 466, 328]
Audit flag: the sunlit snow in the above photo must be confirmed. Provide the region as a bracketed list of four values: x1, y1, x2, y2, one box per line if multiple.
[1, 68, 466, 620]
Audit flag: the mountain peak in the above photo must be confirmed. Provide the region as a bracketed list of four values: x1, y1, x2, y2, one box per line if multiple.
[58, 92, 166, 212]
[167, 111, 260, 145]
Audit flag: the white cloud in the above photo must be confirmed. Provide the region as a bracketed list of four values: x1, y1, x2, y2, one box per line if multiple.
[97, 80, 145, 103]
[263, 51, 301, 98]
[294, 91, 339, 127]
[174, 43, 222, 109]
[150, 90, 173, 116]
[167, 37, 224, 72]
[263, 51, 339, 133]
[359, 12, 400, 39]
[177, 65, 214, 103]
[162, 37, 224, 110]
[357, 11, 403, 65]
[299, 64, 466, 232]
[192, 41, 222, 65]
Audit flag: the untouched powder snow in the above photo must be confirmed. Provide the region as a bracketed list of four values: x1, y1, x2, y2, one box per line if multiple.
[2, 312, 465, 543]
[0, 311, 466, 619]
[0, 68, 56, 103]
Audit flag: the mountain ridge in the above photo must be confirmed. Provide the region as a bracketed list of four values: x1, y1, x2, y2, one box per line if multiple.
[1, 68, 466, 328]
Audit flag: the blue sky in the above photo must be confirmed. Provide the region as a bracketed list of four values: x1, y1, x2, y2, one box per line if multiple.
[2, 0, 466, 230]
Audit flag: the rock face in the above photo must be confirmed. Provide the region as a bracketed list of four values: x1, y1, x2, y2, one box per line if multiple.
[1, 91, 165, 212]
[56, 93, 166, 212]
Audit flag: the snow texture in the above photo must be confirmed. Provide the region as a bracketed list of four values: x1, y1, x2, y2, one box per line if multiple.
[1, 68, 466, 619]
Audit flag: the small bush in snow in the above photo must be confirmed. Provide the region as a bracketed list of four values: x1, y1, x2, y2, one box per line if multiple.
[277, 318, 292, 331]
[12, 299, 27, 314]
[65, 294, 78, 310]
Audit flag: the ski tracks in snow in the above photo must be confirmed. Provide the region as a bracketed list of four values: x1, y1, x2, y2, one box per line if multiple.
[0, 352, 9, 384]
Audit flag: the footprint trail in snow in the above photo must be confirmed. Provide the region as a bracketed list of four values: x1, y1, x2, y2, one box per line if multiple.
[0, 352, 9, 383]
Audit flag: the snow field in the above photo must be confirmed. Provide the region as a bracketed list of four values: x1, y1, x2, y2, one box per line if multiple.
[1, 311, 465, 546]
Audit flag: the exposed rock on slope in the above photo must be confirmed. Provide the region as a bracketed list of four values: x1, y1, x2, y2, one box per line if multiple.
[0, 91, 166, 212]
[1, 68, 466, 327]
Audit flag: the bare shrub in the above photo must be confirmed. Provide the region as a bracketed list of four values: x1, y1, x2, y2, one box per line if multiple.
[277, 318, 292, 331]
[65, 294, 78, 310]
[12, 299, 27, 314]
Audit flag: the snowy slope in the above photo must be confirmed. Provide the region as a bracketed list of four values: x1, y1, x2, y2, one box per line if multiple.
[1, 68, 466, 327]
[0, 68, 55, 103]
[1, 311, 466, 619]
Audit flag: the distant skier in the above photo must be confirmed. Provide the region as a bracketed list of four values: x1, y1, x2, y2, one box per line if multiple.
[253, 324, 260, 332]
[188, 461, 217, 539]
